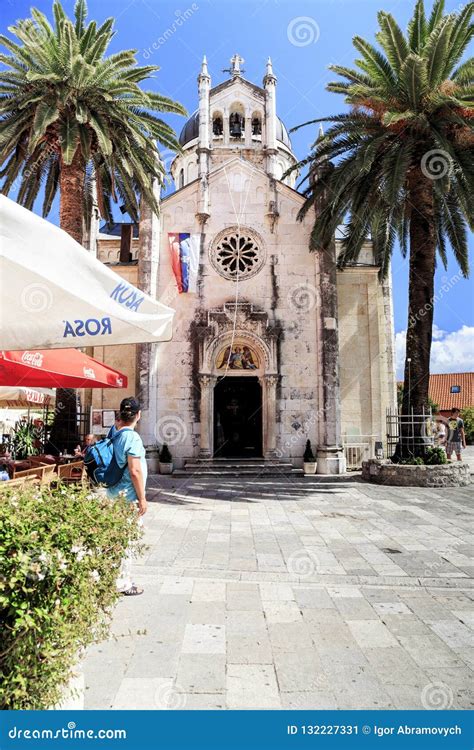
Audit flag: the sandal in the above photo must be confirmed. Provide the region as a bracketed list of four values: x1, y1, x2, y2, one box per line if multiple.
[121, 585, 144, 596]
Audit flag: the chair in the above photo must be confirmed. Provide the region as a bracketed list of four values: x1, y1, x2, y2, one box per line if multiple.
[29, 455, 56, 467]
[13, 466, 42, 482]
[57, 461, 87, 486]
[13, 465, 56, 485]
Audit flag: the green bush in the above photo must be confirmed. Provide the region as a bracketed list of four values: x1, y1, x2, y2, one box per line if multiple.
[424, 446, 448, 465]
[0, 484, 143, 709]
[461, 407, 474, 445]
[400, 456, 424, 465]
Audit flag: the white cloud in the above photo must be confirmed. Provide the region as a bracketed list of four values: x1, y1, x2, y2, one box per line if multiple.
[395, 325, 474, 379]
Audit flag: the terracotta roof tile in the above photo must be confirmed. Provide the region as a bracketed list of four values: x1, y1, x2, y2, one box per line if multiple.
[429, 372, 474, 410]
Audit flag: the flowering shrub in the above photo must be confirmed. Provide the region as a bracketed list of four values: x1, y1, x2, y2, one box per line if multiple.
[0, 484, 143, 709]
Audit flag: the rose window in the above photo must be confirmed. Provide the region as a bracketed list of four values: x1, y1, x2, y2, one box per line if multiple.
[211, 229, 264, 281]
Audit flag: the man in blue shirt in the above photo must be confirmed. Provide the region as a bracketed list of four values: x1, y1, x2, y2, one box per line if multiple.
[108, 397, 147, 596]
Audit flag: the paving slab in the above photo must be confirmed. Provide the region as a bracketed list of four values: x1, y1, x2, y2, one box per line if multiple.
[83, 476, 474, 710]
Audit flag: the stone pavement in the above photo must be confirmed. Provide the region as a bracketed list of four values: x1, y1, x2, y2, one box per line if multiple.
[83, 473, 474, 710]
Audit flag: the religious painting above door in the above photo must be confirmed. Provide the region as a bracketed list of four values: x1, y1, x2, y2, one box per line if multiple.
[216, 342, 259, 371]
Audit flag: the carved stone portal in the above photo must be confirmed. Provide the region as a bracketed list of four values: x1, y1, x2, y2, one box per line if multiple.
[197, 302, 280, 458]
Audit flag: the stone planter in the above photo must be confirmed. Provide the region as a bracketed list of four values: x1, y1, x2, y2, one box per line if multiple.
[159, 462, 173, 475]
[303, 461, 317, 475]
[146, 449, 160, 475]
[362, 459, 471, 487]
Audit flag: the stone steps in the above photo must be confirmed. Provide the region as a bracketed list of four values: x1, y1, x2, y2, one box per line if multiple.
[175, 458, 303, 477]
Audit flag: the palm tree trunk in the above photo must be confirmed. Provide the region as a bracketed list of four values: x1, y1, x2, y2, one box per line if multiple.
[398, 165, 436, 457]
[48, 151, 85, 454]
[59, 151, 85, 244]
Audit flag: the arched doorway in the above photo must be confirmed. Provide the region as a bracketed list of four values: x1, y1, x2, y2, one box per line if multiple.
[197, 304, 280, 460]
[213, 340, 263, 457]
[214, 376, 262, 457]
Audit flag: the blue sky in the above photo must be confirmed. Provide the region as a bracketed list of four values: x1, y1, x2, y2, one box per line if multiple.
[2, 0, 473, 374]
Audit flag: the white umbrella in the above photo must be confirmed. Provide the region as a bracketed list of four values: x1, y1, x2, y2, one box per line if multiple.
[0, 386, 55, 408]
[0, 196, 174, 350]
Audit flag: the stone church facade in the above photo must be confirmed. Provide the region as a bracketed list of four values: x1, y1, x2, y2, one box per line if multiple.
[91, 55, 397, 473]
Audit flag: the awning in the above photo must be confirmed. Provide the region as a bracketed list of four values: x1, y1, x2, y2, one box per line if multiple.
[0, 386, 55, 408]
[0, 196, 175, 350]
[0, 350, 127, 389]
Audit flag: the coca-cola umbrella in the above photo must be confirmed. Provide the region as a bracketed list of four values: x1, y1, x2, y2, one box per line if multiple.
[0, 349, 127, 389]
[0, 196, 174, 351]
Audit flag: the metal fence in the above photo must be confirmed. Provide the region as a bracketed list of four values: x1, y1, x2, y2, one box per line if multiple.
[386, 407, 435, 458]
[343, 434, 379, 470]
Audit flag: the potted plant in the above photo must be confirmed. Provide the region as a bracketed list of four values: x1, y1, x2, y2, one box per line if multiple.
[158, 444, 173, 474]
[12, 419, 40, 459]
[303, 439, 317, 475]
[145, 445, 160, 474]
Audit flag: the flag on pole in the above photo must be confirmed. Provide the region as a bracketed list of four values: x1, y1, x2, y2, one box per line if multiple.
[168, 233, 200, 293]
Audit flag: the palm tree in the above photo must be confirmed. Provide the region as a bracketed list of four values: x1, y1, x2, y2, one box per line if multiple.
[0, 0, 186, 451]
[291, 0, 473, 455]
[0, 0, 186, 240]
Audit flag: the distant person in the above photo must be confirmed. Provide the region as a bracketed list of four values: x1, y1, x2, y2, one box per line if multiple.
[107, 397, 148, 597]
[434, 415, 447, 448]
[446, 408, 466, 461]
[74, 433, 96, 457]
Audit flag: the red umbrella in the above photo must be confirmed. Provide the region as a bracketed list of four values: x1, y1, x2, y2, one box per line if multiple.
[0, 349, 127, 389]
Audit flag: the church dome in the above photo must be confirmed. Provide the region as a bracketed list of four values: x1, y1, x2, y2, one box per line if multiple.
[178, 110, 200, 146]
[178, 109, 292, 149]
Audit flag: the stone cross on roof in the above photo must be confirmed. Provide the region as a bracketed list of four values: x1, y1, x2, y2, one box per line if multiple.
[230, 53, 244, 75]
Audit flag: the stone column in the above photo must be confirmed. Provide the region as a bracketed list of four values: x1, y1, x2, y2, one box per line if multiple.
[264, 374, 278, 458]
[136, 170, 161, 447]
[244, 106, 252, 148]
[312, 159, 346, 474]
[197, 56, 211, 219]
[198, 374, 214, 458]
[223, 107, 230, 146]
[263, 57, 277, 178]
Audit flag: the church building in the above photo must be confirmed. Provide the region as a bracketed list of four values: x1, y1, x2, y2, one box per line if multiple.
[92, 55, 397, 474]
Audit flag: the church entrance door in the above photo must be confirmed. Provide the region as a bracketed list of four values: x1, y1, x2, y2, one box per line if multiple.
[213, 376, 262, 458]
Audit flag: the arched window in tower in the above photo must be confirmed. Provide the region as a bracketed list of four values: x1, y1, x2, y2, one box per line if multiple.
[229, 104, 245, 139]
[251, 112, 262, 139]
[212, 113, 223, 137]
[179, 168, 185, 189]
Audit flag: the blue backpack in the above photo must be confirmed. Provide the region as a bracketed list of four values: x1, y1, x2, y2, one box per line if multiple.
[84, 428, 132, 487]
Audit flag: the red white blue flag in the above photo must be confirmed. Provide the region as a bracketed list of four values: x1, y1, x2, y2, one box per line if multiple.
[168, 233, 200, 293]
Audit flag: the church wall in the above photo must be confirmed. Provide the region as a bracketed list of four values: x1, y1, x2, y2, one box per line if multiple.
[337, 267, 396, 450]
[156, 174, 321, 466]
